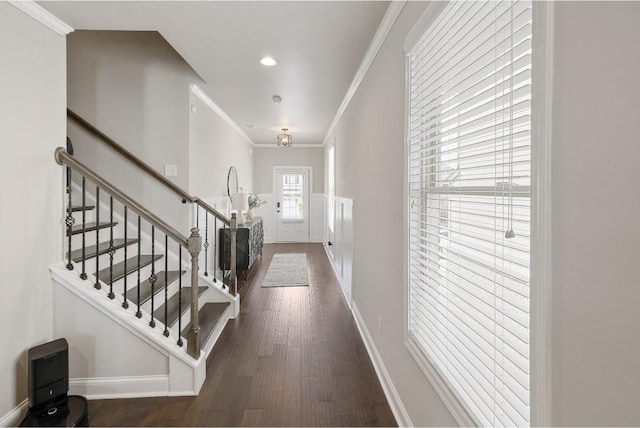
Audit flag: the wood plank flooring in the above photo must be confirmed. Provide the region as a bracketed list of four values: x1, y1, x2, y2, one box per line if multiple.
[85, 243, 396, 427]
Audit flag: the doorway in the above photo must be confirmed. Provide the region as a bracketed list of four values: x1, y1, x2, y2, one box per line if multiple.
[274, 167, 311, 242]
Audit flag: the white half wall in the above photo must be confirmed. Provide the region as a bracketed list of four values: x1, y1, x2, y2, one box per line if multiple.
[0, 3, 66, 423]
[50, 264, 206, 399]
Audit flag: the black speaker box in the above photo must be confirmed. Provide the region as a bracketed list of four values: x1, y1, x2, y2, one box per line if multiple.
[28, 338, 69, 411]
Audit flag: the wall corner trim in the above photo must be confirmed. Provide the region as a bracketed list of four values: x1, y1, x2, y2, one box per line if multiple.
[190, 84, 256, 147]
[322, 1, 407, 146]
[530, 1, 554, 426]
[8, 0, 73, 35]
[352, 303, 412, 427]
[0, 399, 28, 427]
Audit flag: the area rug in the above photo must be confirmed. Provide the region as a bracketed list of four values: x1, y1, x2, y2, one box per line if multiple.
[261, 253, 309, 287]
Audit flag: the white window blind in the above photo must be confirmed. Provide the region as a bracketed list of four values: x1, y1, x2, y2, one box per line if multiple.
[407, 1, 532, 427]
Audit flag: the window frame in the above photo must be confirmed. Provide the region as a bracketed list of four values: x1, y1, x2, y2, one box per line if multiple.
[402, 2, 554, 426]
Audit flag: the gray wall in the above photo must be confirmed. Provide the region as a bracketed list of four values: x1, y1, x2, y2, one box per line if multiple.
[330, 1, 640, 426]
[67, 31, 201, 232]
[253, 147, 324, 194]
[189, 93, 253, 199]
[0, 3, 66, 419]
[551, 2, 640, 425]
[328, 2, 457, 425]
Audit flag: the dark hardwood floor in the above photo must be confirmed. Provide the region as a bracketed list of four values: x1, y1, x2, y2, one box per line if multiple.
[86, 243, 397, 427]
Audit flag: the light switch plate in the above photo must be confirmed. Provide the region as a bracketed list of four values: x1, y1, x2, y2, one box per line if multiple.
[164, 164, 178, 177]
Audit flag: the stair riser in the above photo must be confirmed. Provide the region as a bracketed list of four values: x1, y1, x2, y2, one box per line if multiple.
[69, 210, 95, 225]
[70, 228, 120, 249]
[136, 278, 185, 315]
[137, 286, 208, 339]
[112, 267, 193, 301]
[72, 236, 187, 269]
[173, 287, 210, 332]
[71, 245, 127, 268]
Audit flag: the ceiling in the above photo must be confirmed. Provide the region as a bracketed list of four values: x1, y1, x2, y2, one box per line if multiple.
[39, 1, 390, 146]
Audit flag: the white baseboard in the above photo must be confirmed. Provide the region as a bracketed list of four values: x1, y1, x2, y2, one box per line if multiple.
[322, 243, 352, 310]
[69, 375, 169, 400]
[0, 399, 28, 427]
[352, 303, 412, 427]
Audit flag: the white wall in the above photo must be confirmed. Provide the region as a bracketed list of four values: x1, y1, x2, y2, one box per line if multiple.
[67, 31, 200, 233]
[189, 91, 253, 199]
[0, 3, 66, 421]
[253, 147, 324, 194]
[550, 2, 640, 425]
[327, 2, 457, 426]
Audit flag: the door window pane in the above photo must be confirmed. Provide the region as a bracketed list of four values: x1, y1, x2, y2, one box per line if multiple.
[282, 174, 304, 220]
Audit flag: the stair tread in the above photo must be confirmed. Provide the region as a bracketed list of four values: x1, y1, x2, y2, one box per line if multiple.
[96, 254, 162, 284]
[69, 205, 96, 212]
[67, 221, 117, 236]
[69, 238, 138, 263]
[154, 286, 207, 328]
[182, 302, 230, 345]
[126, 270, 186, 305]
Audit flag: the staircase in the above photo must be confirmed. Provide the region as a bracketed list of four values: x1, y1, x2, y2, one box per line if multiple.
[50, 121, 240, 398]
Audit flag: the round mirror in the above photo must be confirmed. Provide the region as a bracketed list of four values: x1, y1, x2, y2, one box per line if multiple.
[227, 166, 238, 197]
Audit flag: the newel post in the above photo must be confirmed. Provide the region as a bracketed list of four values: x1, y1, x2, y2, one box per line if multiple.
[230, 213, 238, 296]
[187, 227, 202, 359]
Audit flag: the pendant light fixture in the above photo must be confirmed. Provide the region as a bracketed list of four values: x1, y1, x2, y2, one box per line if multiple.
[277, 128, 293, 147]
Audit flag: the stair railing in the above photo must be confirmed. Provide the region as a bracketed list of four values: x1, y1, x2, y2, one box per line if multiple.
[67, 108, 238, 296]
[56, 148, 237, 360]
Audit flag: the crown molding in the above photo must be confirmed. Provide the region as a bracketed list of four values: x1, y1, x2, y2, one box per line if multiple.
[322, 0, 407, 146]
[8, 0, 73, 35]
[254, 143, 324, 149]
[190, 84, 256, 147]
[403, 1, 446, 54]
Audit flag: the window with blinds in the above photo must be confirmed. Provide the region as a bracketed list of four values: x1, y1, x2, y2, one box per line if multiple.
[407, 1, 532, 426]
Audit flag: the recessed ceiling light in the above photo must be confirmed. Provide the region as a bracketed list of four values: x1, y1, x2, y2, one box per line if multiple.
[272, 95, 282, 104]
[245, 124, 255, 129]
[259, 56, 278, 66]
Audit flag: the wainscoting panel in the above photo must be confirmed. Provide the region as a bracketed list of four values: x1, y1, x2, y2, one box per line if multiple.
[325, 196, 353, 308]
[310, 193, 325, 242]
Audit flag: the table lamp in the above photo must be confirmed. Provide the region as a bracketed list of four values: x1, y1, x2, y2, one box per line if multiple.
[232, 192, 248, 225]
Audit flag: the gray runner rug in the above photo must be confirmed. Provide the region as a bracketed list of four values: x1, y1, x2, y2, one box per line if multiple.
[261, 253, 309, 287]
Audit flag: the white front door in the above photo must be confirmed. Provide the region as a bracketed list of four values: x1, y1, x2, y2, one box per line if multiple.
[275, 168, 310, 242]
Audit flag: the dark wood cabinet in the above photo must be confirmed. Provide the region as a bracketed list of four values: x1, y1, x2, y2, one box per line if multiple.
[218, 217, 264, 276]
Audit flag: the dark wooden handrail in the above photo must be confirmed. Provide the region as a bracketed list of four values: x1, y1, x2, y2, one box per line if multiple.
[67, 108, 230, 225]
[55, 147, 188, 248]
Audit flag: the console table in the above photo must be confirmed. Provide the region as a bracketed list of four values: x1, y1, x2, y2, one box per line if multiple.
[218, 217, 264, 278]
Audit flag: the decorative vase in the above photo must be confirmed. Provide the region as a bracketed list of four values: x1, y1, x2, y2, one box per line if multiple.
[246, 208, 254, 220]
